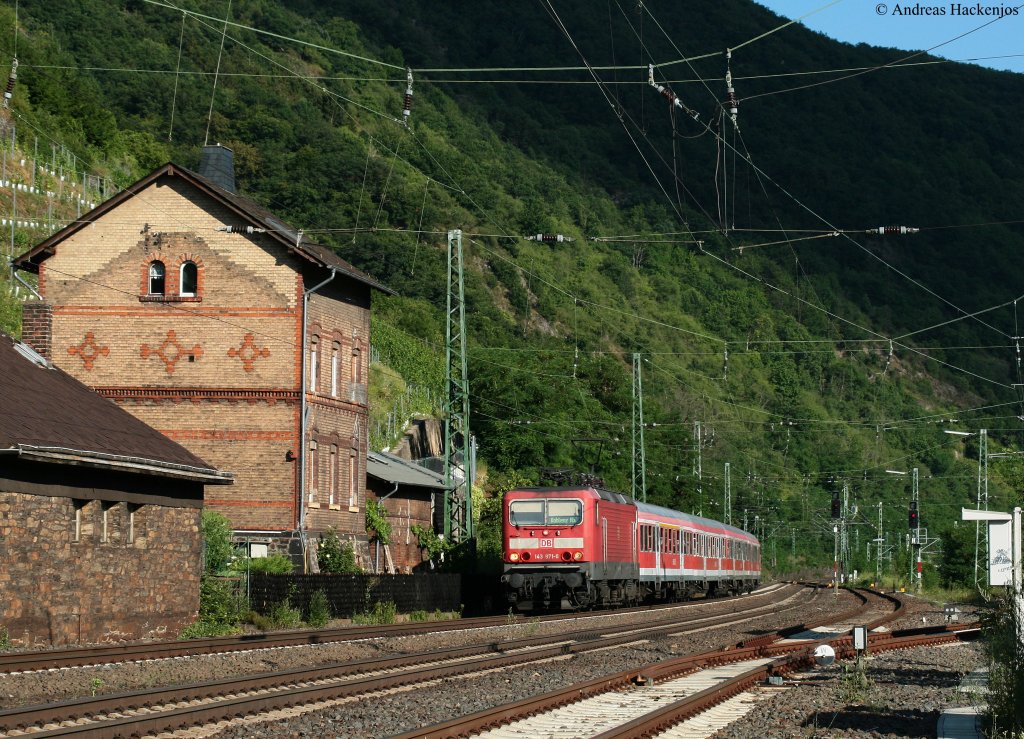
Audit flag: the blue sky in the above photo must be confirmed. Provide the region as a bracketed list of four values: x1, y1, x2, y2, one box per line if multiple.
[755, 1, 1023, 73]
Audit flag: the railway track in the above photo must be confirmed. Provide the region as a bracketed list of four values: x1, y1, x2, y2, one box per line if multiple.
[0, 583, 794, 675]
[0, 584, 817, 737]
[395, 590, 978, 739]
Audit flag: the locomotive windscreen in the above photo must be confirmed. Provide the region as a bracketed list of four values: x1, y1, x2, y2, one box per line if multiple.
[509, 498, 583, 526]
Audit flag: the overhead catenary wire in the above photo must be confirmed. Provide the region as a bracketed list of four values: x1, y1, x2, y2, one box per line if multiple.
[16, 2, 1015, 395]
[631, 1, 1020, 349]
[167, 11, 186, 141]
[540, 0, 1018, 398]
[44, 0, 1019, 483]
[741, 4, 1024, 102]
[203, 0, 231, 147]
[20, 50, 1024, 86]
[141, 0, 404, 70]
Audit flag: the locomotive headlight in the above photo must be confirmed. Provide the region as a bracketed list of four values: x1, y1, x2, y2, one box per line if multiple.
[509, 552, 520, 562]
[573, 551, 583, 561]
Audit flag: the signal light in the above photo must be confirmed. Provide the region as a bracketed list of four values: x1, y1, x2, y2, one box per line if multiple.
[909, 500, 919, 529]
[831, 490, 841, 519]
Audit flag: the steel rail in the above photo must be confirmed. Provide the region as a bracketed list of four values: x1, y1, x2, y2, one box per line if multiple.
[391, 587, 916, 739]
[592, 628, 982, 739]
[0, 584, 813, 736]
[0, 583, 794, 674]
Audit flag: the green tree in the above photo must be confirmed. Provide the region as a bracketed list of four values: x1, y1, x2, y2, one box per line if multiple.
[201, 510, 234, 575]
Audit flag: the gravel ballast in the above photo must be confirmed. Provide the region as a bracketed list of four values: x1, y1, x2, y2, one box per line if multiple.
[0, 589, 986, 738]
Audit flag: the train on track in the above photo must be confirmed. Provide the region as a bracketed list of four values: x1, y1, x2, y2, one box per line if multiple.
[501, 485, 761, 611]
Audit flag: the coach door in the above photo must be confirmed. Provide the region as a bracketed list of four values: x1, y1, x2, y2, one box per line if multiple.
[654, 525, 662, 584]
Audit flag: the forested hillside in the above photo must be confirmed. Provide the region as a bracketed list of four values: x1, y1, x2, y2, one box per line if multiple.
[2, 0, 1023, 578]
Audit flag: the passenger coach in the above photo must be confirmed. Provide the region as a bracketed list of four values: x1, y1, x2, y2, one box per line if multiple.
[501, 486, 760, 611]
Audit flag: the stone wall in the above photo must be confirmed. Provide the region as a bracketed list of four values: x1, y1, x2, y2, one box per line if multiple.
[0, 491, 202, 647]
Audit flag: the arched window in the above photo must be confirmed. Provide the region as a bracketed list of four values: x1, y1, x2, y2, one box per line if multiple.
[330, 341, 340, 397]
[179, 261, 198, 296]
[310, 335, 320, 390]
[148, 261, 165, 295]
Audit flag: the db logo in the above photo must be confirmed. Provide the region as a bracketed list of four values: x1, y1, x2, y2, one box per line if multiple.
[539, 539, 554, 547]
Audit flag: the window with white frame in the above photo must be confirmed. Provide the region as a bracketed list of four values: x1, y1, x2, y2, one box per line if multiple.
[73, 500, 86, 542]
[331, 342, 340, 397]
[179, 261, 198, 296]
[348, 448, 358, 508]
[351, 346, 362, 384]
[308, 439, 319, 506]
[309, 336, 319, 391]
[148, 261, 166, 295]
[328, 444, 337, 506]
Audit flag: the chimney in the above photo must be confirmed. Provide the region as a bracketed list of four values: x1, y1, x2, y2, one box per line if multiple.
[21, 301, 52, 360]
[198, 144, 236, 194]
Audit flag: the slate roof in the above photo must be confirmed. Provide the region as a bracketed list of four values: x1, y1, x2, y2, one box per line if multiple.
[12, 163, 395, 295]
[0, 331, 231, 482]
[367, 450, 451, 490]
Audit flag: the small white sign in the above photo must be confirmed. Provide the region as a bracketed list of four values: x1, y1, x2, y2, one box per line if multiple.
[990, 519, 1013, 587]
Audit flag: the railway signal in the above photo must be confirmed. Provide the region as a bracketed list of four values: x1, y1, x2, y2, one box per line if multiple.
[831, 490, 841, 519]
[908, 500, 919, 529]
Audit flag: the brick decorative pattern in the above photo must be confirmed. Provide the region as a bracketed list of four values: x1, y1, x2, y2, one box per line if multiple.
[141, 329, 204, 374]
[68, 331, 110, 370]
[228, 333, 271, 372]
[21, 301, 53, 359]
[34, 175, 373, 538]
[0, 491, 202, 647]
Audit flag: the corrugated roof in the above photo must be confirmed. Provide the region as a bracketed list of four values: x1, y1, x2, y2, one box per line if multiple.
[367, 450, 451, 490]
[0, 331, 230, 481]
[13, 163, 395, 295]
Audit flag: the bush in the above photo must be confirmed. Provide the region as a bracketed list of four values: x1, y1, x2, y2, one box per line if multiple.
[201, 510, 234, 575]
[179, 619, 240, 638]
[306, 589, 332, 628]
[179, 576, 245, 639]
[268, 597, 302, 629]
[232, 554, 295, 575]
[986, 593, 1024, 735]
[318, 528, 360, 573]
[352, 600, 396, 625]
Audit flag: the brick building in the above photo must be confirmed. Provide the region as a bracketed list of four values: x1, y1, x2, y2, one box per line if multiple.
[14, 146, 392, 566]
[0, 331, 231, 646]
[366, 450, 450, 573]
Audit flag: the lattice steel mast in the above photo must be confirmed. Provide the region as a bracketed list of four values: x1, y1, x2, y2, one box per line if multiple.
[444, 229, 473, 542]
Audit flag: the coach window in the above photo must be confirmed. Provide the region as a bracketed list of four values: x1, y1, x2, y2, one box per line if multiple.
[148, 261, 165, 295]
[179, 261, 198, 296]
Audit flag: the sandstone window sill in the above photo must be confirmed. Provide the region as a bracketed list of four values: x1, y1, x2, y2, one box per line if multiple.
[139, 295, 203, 303]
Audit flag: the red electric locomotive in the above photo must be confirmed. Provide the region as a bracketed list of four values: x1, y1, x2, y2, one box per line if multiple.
[501, 485, 760, 611]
